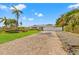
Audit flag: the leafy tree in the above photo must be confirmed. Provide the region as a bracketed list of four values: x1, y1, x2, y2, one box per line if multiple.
[9, 19, 17, 27]
[56, 9, 79, 32]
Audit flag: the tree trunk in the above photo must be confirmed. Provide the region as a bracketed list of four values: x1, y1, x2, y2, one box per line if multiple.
[72, 27, 74, 33]
[16, 15, 19, 29]
[62, 25, 64, 31]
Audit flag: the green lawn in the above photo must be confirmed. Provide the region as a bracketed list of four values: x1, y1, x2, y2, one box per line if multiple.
[0, 30, 40, 44]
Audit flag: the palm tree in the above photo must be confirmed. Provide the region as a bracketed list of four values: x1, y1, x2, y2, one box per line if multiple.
[20, 21, 22, 26]
[0, 17, 9, 27]
[11, 6, 23, 27]
[0, 17, 17, 27]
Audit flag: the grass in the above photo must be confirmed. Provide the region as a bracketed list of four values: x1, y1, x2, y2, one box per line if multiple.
[0, 30, 40, 44]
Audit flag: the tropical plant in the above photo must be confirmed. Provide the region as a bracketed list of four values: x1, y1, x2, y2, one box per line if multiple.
[56, 9, 79, 32]
[9, 19, 17, 27]
[0, 17, 9, 27]
[11, 6, 23, 27]
[20, 21, 22, 26]
[68, 14, 79, 32]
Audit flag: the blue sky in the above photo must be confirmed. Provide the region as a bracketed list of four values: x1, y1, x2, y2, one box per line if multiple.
[0, 3, 77, 27]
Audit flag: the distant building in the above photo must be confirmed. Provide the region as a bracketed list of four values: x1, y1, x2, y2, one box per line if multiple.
[30, 25, 43, 30]
[29, 24, 62, 31]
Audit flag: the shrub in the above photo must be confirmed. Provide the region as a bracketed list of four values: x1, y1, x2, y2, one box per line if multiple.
[64, 25, 79, 33]
[18, 27, 28, 32]
[74, 25, 79, 33]
[5, 30, 19, 33]
[64, 25, 72, 32]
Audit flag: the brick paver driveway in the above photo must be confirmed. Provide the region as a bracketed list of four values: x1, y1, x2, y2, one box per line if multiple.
[0, 31, 66, 55]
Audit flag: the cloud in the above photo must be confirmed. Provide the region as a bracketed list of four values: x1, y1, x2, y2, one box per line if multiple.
[28, 18, 34, 21]
[38, 13, 44, 17]
[35, 12, 44, 17]
[10, 4, 26, 10]
[0, 4, 8, 10]
[22, 16, 34, 21]
[0, 4, 26, 11]
[35, 12, 38, 15]
[68, 3, 79, 9]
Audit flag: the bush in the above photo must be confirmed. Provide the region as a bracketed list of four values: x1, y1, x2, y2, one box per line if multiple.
[18, 27, 28, 32]
[64, 25, 72, 32]
[74, 25, 79, 33]
[64, 25, 79, 33]
[5, 30, 19, 33]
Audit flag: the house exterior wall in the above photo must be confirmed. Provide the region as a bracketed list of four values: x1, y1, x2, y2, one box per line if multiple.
[43, 26, 62, 31]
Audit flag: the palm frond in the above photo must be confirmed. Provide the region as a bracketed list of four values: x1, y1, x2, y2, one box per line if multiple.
[12, 5, 17, 10]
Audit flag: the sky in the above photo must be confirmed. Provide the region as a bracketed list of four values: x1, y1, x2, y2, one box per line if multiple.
[0, 3, 78, 27]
